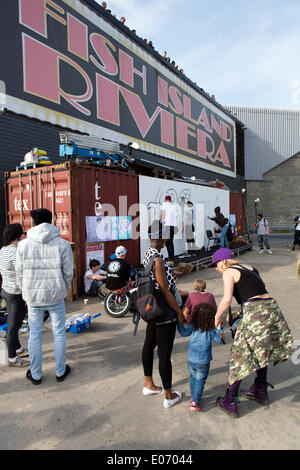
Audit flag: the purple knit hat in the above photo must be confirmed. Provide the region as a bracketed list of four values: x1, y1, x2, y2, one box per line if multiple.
[207, 248, 234, 267]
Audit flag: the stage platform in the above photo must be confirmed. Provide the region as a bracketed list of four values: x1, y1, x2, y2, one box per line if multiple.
[173, 240, 253, 271]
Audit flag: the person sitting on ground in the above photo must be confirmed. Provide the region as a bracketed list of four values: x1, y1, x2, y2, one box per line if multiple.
[183, 278, 217, 324]
[177, 303, 224, 411]
[84, 259, 107, 296]
[102, 246, 132, 291]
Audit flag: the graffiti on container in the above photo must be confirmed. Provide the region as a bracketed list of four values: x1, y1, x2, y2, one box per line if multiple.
[56, 212, 68, 236]
[147, 187, 192, 230]
[94, 181, 103, 216]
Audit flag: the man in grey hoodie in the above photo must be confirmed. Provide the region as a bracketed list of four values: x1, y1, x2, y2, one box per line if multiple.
[16, 208, 73, 385]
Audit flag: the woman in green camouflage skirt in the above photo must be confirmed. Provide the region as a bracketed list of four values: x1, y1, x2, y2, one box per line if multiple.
[210, 248, 294, 418]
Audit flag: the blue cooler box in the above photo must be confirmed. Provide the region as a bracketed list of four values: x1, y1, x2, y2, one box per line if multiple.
[68, 313, 101, 334]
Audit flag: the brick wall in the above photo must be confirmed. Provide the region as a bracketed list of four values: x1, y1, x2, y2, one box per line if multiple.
[246, 152, 300, 230]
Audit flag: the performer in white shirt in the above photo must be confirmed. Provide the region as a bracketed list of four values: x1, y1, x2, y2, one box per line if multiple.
[160, 195, 177, 263]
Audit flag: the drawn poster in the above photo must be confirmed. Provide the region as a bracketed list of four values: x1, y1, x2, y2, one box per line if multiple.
[86, 243, 104, 269]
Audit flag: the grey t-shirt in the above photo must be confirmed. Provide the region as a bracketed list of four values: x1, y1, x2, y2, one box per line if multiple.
[257, 218, 268, 235]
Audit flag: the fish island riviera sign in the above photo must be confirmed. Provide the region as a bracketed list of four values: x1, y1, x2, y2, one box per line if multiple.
[1, 0, 236, 177]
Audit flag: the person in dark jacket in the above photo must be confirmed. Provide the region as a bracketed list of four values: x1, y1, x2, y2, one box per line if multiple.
[208, 206, 229, 248]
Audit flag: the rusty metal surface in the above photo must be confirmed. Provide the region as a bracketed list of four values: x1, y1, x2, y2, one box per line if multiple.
[5, 162, 140, 294]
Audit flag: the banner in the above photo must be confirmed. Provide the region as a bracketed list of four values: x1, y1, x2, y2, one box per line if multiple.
[0, 0, 236, 177]
[138, 175, 229, 262]
[86, 216, 132, 242]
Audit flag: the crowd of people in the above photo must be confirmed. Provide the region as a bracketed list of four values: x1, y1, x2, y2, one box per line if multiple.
[0, 210, 296, 419]
[141, 220, 294, 416]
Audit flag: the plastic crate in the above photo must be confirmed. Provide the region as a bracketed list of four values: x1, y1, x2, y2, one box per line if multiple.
[67, 313, 101, 334]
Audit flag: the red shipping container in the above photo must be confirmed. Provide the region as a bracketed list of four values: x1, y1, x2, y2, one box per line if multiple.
[5, 162, 140, 297]
[230, 191, 244, 238]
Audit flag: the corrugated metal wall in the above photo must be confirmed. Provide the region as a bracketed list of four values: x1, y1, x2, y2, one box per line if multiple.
[225, 105, 300, 181]
[0, 112, 64, 239]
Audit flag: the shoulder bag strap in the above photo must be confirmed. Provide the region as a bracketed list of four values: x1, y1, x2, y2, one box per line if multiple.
[144, 254, 160, 276]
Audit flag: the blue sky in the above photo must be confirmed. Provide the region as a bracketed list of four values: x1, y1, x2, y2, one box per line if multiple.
[96, 0, 300, 110]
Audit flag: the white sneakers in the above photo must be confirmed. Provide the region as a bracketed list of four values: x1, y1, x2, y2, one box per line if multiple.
[143, 387, 183, 408]
[163, 391, 183, 408]
[267, 249, 272, 254]
[259, 249, 272, 254]
[259, 249, 264, 254]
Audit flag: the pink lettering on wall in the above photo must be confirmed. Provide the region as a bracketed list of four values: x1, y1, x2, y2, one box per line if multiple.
[221, 122, 232, 142]
[120, 87, 161, 138]
[119, 50, 147, 95]
[23, 34, 59, 102]
[96, 74, 160, 137]
[160, 109, 174, 147]
[197, 129, 214, 160]
[176, 118, 196, 155]
[23, 34, 93, 115]
[19, 0, 66, 38]
[157, 77, 168, 107]
[67, 13, 88, 61]
[168, 86, 183, 115]
[96, 74, 120, 125]
[214, 141, 231, 167]
[90, 33, 118, 76]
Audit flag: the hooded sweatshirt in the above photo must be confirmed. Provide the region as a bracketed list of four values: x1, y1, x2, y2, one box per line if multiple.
[210, 207, 228, 228]
[16, 223, 73, 306]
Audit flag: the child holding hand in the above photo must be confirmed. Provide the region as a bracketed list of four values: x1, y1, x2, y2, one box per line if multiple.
[177, 303, 224, 411]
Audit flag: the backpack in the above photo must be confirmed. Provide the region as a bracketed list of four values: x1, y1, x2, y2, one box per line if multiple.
[227, 223, 233, 241]
[130, 254, 177, 327]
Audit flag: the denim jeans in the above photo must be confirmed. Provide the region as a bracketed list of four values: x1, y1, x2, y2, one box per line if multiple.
[258, 234, 270, 250]
[188, 361, 210, 403]
[88, 279, 104, 296]
[220, 224, 229, 248]
[28, 301, 66, 380]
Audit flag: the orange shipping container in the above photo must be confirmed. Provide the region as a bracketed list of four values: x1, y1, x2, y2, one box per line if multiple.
[5, 162, 140, 297]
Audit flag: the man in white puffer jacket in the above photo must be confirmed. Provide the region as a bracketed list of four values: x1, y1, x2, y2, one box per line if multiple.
[16, 208, 73, 385]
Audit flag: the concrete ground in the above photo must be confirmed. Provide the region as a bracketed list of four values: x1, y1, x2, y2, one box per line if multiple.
[0, 245, 300, 451]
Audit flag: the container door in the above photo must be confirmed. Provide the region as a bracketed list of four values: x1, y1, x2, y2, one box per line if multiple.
[230, 192, 244, 238]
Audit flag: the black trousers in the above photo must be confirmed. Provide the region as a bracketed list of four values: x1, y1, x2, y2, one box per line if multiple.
[142, 321, 177, 390]
[1, 289, 27, 358]
[165, 225, 175, 260]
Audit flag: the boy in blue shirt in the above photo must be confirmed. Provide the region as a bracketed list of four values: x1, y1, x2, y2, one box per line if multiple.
[177, 303, 224, 411]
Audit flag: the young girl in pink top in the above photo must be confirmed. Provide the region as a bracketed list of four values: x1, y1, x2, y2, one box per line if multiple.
[183, 279, 217, 324]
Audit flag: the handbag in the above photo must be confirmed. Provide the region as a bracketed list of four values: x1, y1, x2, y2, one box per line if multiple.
[130, 255, 177, 323]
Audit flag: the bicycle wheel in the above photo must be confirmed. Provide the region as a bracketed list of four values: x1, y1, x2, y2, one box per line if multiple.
[104, 292, 132, 318]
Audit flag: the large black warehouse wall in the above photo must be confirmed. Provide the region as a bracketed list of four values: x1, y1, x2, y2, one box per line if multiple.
[0, 111, 63, 239]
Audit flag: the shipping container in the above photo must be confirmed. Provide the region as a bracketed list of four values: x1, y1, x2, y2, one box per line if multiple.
[230, 192, 244, 237]
[5, 162, 140, 297]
